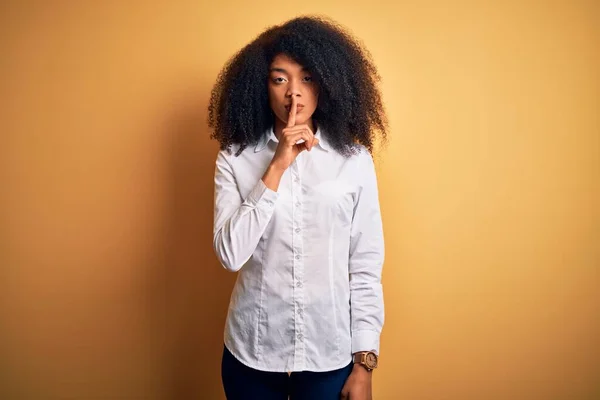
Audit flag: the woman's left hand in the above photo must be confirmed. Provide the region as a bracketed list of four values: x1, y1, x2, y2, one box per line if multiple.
[340, 364, 373, 400]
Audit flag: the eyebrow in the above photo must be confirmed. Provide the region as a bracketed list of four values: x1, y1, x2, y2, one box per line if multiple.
[269, 67, 309, 73]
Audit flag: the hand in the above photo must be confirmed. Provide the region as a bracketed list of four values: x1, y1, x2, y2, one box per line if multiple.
[340, 364, 373, 400]
[269, 95, 319, 172]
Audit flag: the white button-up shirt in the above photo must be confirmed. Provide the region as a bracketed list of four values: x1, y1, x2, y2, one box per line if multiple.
[213, 124, 385, 372]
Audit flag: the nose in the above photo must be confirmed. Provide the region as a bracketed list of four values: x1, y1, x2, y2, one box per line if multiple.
[285, 80, 301, 98]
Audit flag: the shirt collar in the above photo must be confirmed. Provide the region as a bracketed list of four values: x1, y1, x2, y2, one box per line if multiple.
[254, 124, 331, 153]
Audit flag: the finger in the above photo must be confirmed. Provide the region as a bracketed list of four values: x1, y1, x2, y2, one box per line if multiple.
[282, 126, 313, 136]
[287, 96, 297, 128]
[294, 142, 309, 154]
[284, 124, 314, 135]
[283, 128, 314, 150]
[286, 131, 312, 150]
[283, 129, 312, 144]
[297, 131, 314, 147]
[285, 125, 315, 146]
[312, 137, 320, 151]
[293, 137, 311, 154]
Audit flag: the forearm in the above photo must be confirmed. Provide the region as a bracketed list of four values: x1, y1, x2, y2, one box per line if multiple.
[213, 177, 279, 272]
[261, 162, 285, 191]
[350, 278, 384, 354]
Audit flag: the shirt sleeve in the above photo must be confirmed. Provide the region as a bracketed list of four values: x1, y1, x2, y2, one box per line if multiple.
[213, 150, 279, 272]
[349, 149, 385, 355]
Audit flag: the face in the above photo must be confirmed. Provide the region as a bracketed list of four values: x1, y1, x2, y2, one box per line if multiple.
[268, 54, 319, 128]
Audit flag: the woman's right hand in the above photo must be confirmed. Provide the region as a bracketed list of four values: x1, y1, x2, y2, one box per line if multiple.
[269, 96, 319, 172]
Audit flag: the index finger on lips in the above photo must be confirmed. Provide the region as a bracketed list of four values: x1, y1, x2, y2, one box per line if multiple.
[287, 96, 297, 128]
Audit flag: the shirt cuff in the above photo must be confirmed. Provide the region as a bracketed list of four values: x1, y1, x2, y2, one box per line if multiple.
[244, 178, 279, 210]
[351, 330, 380, 355]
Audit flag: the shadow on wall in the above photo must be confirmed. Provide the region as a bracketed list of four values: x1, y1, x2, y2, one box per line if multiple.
[156, 84, 236, 400]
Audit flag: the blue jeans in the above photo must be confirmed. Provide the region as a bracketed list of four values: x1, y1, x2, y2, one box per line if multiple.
[221, 344, 353, 400]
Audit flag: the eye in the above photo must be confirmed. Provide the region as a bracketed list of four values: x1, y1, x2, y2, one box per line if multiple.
[272, 77, 286, 83]
[303, 76, 313, 82]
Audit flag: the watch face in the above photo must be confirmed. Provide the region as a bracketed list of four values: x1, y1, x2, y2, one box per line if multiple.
[366, 352, 378, 368]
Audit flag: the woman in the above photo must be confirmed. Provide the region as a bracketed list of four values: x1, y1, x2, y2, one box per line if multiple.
[209, 15, 388, 400]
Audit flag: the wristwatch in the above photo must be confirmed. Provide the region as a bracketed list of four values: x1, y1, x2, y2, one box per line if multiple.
[353, 351, 378, 371]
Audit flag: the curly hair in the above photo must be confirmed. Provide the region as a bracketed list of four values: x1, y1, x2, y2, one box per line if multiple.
[208, 15, 388, 157]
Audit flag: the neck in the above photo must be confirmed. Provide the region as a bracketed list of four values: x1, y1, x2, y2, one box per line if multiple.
[273, 118, 316, 141]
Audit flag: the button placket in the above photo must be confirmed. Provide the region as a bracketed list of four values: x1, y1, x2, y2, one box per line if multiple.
[290, 159, 305, 370]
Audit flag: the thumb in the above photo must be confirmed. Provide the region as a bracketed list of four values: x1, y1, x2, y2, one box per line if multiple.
[294, 142, 309, 154]
[340, 382, 350, 399]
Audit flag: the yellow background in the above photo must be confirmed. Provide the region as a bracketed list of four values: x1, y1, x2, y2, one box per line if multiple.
[1, 1, 598, 399]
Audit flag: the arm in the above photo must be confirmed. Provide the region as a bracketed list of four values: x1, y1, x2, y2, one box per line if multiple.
[342, 150, 384, 400]
[349, 150, 385, 356]
[212, 150, 281, 272]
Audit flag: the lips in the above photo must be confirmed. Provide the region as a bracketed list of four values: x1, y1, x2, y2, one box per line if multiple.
[285, 104, 305, 111]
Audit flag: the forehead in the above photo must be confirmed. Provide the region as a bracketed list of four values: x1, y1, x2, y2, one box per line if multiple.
[269, 54, 308, 72]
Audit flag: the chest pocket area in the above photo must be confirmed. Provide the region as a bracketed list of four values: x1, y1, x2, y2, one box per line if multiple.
[307, 180, 355, 227]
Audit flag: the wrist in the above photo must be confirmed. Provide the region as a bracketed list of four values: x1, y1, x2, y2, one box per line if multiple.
[262, 163, 285, 192]
[352, 350, 379, 371]
[267, 161, 286, 174]
[352, 363, 373, 377]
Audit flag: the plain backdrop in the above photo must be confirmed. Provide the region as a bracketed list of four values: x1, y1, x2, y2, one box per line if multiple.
[1, 1, 598, 399]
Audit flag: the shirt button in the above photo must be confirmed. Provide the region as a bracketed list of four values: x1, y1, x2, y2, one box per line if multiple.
[294, 177, 300, 183]
[296, 281, 303, 288]
[297, 308, 303, 315]
[295, 202, 301, 207]
[297, 333, 303, 341]
[295, 228, 301, 233]
[295, 254, 300, 260]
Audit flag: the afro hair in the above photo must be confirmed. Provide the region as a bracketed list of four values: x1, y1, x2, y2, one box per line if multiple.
[208, 15, 388, 157]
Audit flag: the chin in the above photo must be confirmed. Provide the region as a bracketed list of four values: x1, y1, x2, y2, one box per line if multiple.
[294, 116, 307, 124]
[293, 113, 314, 124]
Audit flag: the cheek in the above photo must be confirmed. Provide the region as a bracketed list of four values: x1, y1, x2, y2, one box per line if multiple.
[267, 89, 285, 118]
[309, 95, 319, 111]
[268, 83, 282, 97]
[267, 87, 276, 103]
[309, 88, 319, 106]
[268, 94, 280, 112]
